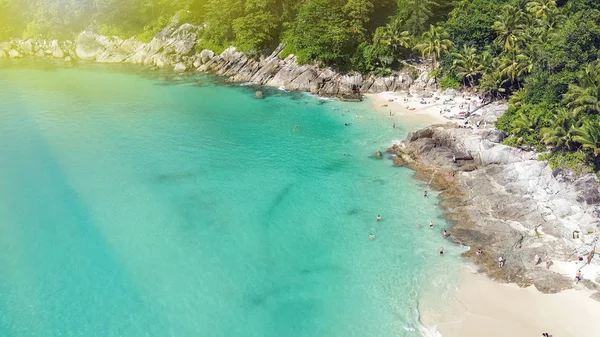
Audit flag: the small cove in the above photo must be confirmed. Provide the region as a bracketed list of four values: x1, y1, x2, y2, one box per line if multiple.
[0, 61, 463, 337]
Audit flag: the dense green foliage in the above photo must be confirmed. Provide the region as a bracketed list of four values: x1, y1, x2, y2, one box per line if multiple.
[2, 0, 600, 171]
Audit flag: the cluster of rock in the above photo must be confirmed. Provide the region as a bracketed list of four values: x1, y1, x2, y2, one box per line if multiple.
[0, 19, 436, 97]
[1, 39, 73, 61]
[389, 104, 600, 293]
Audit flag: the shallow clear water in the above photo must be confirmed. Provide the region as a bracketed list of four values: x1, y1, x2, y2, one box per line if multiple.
[0, 62, 462, 337]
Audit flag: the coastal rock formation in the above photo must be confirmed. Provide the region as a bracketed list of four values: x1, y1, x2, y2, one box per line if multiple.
[1, 21, 437, 97]
[389, 104, 600, 293]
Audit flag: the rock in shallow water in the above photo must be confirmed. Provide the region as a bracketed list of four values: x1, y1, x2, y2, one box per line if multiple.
[8, 49, 20, 58]
[174, 63, 187, 72]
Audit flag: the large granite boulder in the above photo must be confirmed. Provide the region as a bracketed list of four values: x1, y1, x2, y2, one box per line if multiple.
[75, 31, 106, 60]
[8, 49, 20, 58]
[173, 62, 187, 72]
[51, 41, 65, 58]
[0, 42, 12, 51]
[200, 49, 215, 64]
[20, 40, 33, 55]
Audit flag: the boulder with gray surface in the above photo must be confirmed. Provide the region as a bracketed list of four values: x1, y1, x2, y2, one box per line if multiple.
[389, 105, 600, 292]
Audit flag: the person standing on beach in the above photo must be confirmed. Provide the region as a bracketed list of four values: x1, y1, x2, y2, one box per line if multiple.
[534, 254, 540, 266]
[545, 256, 552, 270]
[575, 270, 583, 284]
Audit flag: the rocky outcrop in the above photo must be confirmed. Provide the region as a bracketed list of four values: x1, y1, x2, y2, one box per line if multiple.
[389, 104, 600, 293]
[0, 20, 437, 97]
[8, 49, 20, 58]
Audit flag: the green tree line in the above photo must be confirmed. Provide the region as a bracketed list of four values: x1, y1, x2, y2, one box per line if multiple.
[2, 0, 600, 171]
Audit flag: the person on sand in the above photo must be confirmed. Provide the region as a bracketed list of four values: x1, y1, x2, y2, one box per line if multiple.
[369, 233, 375, 240]
[498, 256, 505, 268]
[443, 230, 448, 239]
[545, 256, 552, 270]
[476, 248, 482, 255]
[439, 246, 444, 255]
[534, 254, 540, 265]
[376, 215, 382, 221]
[429, 220, 434, 228]
[575, 270, 583, 284]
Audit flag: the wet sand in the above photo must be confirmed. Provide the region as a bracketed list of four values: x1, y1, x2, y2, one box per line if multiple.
[421, 265, 600, 337]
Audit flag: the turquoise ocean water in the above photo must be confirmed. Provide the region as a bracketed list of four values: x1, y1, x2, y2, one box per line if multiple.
[0, 61, 462, 337]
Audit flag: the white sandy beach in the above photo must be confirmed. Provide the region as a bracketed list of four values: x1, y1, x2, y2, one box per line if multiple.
[366, 91, 487, 127]
[421, 265, 600, 337]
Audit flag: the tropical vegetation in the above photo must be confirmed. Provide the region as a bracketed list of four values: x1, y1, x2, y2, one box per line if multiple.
[2, 0, 600, 171]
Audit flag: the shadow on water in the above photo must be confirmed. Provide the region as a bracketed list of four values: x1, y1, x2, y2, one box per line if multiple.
[265, 183, 294, 221]
[372, 178, 386, 185]
[298, 263, 342, 276]
[246, 284, 295, 308]
[346, 207, 360, 216]
[155, 171, 197, 183]
[319, 159, 348, 173]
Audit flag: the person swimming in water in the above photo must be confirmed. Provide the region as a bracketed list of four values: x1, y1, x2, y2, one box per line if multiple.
[424, 190, 428, 198]
[439, 246, 444, 255]
[369, 233, 375, 240]
[429, 220, 434, 228]
[376, 215, 382, 221]
[443, 230, 448, 238]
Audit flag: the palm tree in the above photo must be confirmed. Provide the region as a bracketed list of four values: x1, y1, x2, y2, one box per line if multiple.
[479, 49, 498, 73]
[509, 88, 529, 110]
[492, 5, 526, 51]
[542, 7, 566, 31]
[573, 120, 600, 157]
[526, 0, 556, 20]
[511, 110, 539, 135]
[540, 108, 580, 149]
[401, 0, 439, 36]
[499, 50, 530, 86]
[413, 24, 454, 68]
[563, 64, 600, 116]
[451, 45, 483, 87]
[375, 17, 411, 52]
[480, 71, 507, 100]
